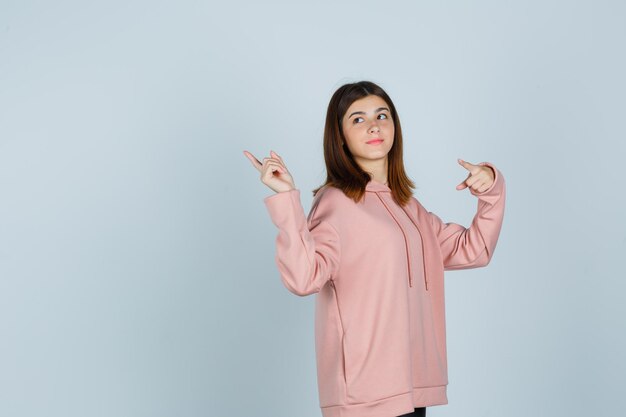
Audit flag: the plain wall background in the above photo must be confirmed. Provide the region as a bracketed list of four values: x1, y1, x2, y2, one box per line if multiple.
[1, 1, 625, 416]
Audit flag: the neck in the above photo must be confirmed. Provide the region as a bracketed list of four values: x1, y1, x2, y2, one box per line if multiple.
[357, 157, 388, 185]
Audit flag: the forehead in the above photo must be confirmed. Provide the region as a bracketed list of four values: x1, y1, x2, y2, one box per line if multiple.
[345, 95, 389, 115]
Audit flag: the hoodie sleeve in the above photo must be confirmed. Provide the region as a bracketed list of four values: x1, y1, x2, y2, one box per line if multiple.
[427, 162, 506, 271]
[264, 189, 341, 296]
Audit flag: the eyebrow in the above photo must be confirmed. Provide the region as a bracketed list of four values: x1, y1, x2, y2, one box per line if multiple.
[348, 107, 390, 120]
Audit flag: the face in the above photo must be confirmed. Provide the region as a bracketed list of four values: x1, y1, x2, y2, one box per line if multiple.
[341, 95, 395, 170]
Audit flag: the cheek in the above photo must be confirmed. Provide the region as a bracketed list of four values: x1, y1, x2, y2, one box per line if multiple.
[386, 127, 395, 144]
[342, 130, 355, 146]
[383, 123, 395, 136]
[344, 126, 362, 141]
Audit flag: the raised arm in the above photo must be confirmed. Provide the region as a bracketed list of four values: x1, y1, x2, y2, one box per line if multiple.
[264, 189, 341, 296]
[427, 162, 506, 270]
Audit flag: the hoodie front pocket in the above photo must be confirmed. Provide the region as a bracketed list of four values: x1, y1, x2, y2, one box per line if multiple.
[330, 279, 349, 401]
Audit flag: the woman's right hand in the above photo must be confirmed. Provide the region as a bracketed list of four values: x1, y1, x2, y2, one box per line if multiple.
[243, 149, 296, 193]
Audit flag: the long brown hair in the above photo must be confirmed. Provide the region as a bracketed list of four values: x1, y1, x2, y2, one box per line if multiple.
[312, 80, 416, 206]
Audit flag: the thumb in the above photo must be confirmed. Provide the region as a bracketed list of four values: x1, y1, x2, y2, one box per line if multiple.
[456, 162, 471, 190]
[270, 150, 287, 171]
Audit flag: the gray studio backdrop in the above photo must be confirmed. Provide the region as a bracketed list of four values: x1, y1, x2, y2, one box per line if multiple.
[1, 1, 624, 416]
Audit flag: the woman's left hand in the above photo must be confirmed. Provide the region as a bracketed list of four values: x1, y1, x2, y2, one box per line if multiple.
[455, 159, 495, 193]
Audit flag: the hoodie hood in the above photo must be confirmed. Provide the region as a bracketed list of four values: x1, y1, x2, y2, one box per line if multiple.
[365, 180, 391, 192]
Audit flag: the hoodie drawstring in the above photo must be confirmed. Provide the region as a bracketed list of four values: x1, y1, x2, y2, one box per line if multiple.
[374, 193, 414, 288]
[374, 192, 429, 291]
[399, 205, 429, 291]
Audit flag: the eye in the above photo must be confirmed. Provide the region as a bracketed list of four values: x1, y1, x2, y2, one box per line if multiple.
[352, 113, 389, 124]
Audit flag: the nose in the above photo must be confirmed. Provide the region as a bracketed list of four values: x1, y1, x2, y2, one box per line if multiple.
[369, 122, 380, 133]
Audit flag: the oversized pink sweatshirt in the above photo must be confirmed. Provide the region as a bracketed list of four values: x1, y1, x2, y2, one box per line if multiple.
[264, 162, 506, 417]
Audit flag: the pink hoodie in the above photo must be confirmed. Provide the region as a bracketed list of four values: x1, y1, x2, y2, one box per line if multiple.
[264, 162, 506, 417]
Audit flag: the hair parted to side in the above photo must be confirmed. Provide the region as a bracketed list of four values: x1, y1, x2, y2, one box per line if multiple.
[312, 80, 416, 206]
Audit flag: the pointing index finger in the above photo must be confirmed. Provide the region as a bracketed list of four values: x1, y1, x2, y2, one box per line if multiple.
[458, 158, 476, 172]
[243, 150, 263, 171]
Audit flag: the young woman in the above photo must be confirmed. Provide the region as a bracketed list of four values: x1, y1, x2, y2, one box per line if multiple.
[243, 81, 506, 417]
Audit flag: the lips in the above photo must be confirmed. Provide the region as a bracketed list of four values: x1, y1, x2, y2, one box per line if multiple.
[366, 139, 384, 145]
